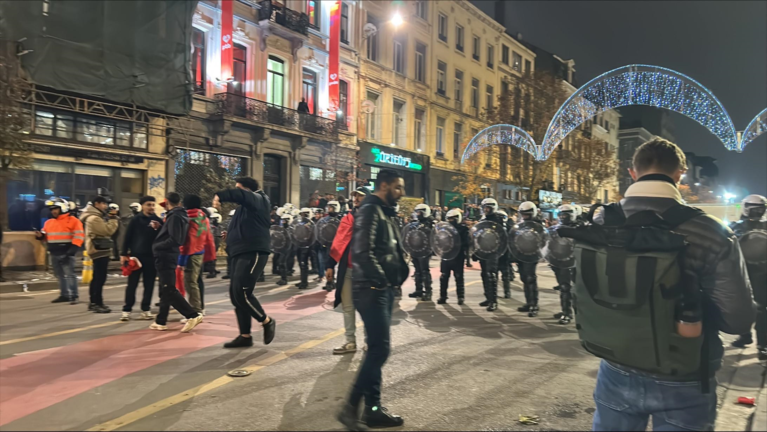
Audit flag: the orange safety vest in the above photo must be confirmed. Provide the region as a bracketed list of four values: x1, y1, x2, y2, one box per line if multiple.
[42, 214, 85, 247]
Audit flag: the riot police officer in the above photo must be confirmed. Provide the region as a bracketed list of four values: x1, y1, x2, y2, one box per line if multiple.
[477, 198, 505, 312]
[514, 201, 545, 317]
[550, 204, 577, 324]
[318, 201, 341, 291]
[408, 203, 435, 301]
[438, 208, 469, 305]
[294, 208, 315, 289]
[205, 207, 223, 278]
[729, 194, 767, 360]
[497, 210, 514, 299]
[276, 211, 295, 286]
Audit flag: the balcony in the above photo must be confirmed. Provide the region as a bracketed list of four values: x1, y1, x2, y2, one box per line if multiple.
[215, 93, 338, 140]
[258, 0, 310, 36]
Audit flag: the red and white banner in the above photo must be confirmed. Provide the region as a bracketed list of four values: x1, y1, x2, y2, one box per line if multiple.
[327, 0, 341, 114]
[220, 0, 234, 81]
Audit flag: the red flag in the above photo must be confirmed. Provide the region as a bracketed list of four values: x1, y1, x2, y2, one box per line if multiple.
[220, 0, 234, 81]
[328, 0, 341, 114]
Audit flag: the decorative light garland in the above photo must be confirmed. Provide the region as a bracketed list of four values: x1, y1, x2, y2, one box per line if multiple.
[461, 124, 538, 164]
[740, 108, 767, 151]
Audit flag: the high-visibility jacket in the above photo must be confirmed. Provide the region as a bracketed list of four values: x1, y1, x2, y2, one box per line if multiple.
[41, 214, 84, 255]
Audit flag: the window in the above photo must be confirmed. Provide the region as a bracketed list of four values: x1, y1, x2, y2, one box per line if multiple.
[415, 0, 427, 20]
[486, 85, 494, 110]
[472, 35, 480, 61]
[604, 120, 610, 132]
[415, 109, 425, 151]
[524, 59, 531, 74]
[436, 117, 445, 155]
[340, 2, 350, 44]
[438, 13, 448, 42]
[33, 109, 147, 149]
[453, 122, 463, 158]
[302, 68, 317, 114]
[230, 43, 247, 96]
[471, 78, 479, 109]
[501, 44, 509, 65]
[512, 52, 522, 72]
[501, 80, 509, 96]
[393, 34, 405, 74]
[392, 99, 405, 146]
[454, 69, 463, 103]
[307, 0, 319, 29]
[366, 14, 379, 62]
[415, 42, 426, 82]
[267, 56, 285, 106]
[365, 90, 380, 140]
[437, 61, 447, 95]
[455, 24, 464, 51]
[191, 28, 206, 95]
[338, 80, 348, 126]
[486, 44, 494, 68]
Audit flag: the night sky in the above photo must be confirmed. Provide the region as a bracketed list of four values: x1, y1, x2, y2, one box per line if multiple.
[472, 0, 767, 196]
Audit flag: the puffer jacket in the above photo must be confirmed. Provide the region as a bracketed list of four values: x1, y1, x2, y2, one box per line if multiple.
[80, 205, 120, 260]
[351, 194, 409, 289]
[599, 175, 755, 375]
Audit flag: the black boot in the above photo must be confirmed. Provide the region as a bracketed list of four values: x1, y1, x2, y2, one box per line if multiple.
[455, 271, 465, 306]
[487, 273, 499, 311]
[437, 297, 447, 304]
[732, 334, 754, 348]
[362, 406, 404, 428]
[223, 335, 254, 348]
[421, 271, 432, 301]
[439, 273, 449, 303]
[337, 403, 367, 432]
[503, 278, 511, 299]
[51, 296, 69, 303]
[528, 305, 539, 317]
[528, 280, 539, 317]
[410, 271, 424, 298]
[324, 280, 336, 292]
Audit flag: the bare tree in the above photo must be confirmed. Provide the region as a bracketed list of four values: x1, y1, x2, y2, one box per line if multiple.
[562, 134, 619, 203]
[452, 156, 488, 205]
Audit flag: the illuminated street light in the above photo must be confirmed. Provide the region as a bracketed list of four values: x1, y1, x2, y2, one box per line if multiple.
[724, 192, 736, 202]
[694, 183, 701, 186]
[391, 12, 403, 27]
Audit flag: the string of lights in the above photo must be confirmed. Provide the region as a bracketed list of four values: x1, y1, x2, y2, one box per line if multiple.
[460, 124, 538, 163]
[740, 107, 767, 152]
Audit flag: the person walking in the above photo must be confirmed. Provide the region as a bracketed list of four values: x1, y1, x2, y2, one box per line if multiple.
[151, 192, 204, 332]
[337, 170, 408, 430]
[80, 196, 120, 313]
[178, 194, 211, 315]
[213, 177, 276, 347]
[36, 198, 84, 304]
[120, 196, 163, 321]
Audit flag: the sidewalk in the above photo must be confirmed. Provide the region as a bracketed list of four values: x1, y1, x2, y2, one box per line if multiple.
[715, 334, 766, 431]
[0, 260, 125, 294]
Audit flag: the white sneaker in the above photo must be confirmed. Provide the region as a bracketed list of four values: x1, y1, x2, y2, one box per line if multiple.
[140, 311, 154, 320]
[180, 318, 189, 324]
[201, 309, 206, 317]
[333, 342, 357, 355]
[181, 314, 204, 333]
[149, 323, 168, 331]
[120, 312, 131, 321]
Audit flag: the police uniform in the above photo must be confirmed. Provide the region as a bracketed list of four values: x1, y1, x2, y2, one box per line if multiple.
[317, 202, 341, 291]
[294, 209, 314, 289]
[477, 198, 505, 312]
[438, 209, 470, 305]
[409, 204, 435, 301]
[549, 205, 578, 324]
[497, 211, 515, 299]
[514, 202, 545, 317]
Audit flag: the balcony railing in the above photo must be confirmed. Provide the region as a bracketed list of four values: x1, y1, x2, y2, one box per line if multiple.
[215, 93, 338, 139]
[258, 0, 310, 36]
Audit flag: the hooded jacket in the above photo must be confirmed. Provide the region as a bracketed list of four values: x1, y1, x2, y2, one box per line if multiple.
[216, 188, 272, 257]
[80, 205, 120, 260]
[152, 206, 189, 268]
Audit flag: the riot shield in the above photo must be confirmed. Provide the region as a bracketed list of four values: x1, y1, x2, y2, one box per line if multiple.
[509, 220, 548, 263]
[315, 216, 340, 247]
[293, 217, 316, 248]
[431, 222, 461, 261]
[470, 220, 508, 260]
[738, 229, 767, 266]
[270, 225, 292, 254]
[402, 221, 433, 259]
[543, 225, 575, 268]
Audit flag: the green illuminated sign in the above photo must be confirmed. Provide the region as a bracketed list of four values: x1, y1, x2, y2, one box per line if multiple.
[371, 147, 422, 170]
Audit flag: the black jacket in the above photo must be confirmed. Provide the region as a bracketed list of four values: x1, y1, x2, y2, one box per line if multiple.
[218, 188, 272, 257]
[352, 195, 409, 289]
[448, 220, 470, 261]
[121, 213, 163, 256]
[598, 177, 754, 374]
[152, 206, 189, 266]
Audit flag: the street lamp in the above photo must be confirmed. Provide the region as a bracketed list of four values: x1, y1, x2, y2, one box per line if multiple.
[391, 12, 403, 28]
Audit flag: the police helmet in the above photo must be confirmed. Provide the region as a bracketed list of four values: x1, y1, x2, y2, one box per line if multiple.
[742, 194, 767, 219]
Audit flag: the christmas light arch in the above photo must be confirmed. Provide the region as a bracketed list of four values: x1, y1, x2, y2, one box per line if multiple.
[740, 108, 767, 152]
[460, 124, 538, 164]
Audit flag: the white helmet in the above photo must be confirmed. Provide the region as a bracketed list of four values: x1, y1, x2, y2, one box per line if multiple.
[68, 201, 77, 211]
[742, 194, 767, 218]
[300, 207, 312, 216]
[210, 213, 223, 224]
[558, 204, 575, 224]
[281, 213, 293, 224]
[283, 203, 295, 211]
[497, 210, 509, 221]
[45, 198, 69, 214]
[326, 200, 340, 212]
[290, 208, 301, 217]
[108, 203, 120, 212]
[519, 201, 538, 219]
[229, 209, 236, 216]
[572, 204, 583, 217]
[206, 206, 219, 215]
[446, 208, 462, 224]
[129, 202, 141, 213]
[481, 198, 499, 212]
[414, 203, 431, 218]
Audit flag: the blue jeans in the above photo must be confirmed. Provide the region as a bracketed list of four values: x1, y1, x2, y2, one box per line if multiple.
[317, 247, 328, 277]
[593, 360, 717, 431]
[51, 254, 77, 298]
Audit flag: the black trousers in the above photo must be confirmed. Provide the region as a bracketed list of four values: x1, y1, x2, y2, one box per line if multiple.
[479, 256, 499, 302]
[552, 266, 575, 317]
[412, 256, 432, 293]
[89, 256, 110, 305]
[122, 253, 156, 312]
[440, 257, 465, 299]
[518, 261, 539, 306]
[297, 247, 311, 285]
[349, 285, 394, 408]
[155, 262, 199, 326]
[229, 252, 269, 335]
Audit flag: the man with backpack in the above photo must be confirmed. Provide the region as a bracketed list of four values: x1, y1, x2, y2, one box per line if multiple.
[559, 138, 754, 431]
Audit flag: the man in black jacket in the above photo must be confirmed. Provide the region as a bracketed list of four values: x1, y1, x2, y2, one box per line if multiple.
[120, 196, 163, 321]
[589, 138, 754, 431]
[337, 170, 408, 431]
[213, 177, 276, 347]
[151, 192, 203, 332]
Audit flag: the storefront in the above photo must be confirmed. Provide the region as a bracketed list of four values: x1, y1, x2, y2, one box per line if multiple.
[357, 142, 430, 202]
[430, 168, 463, 209]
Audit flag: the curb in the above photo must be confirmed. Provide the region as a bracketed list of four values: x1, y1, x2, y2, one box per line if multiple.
[716, 344, 765, 431]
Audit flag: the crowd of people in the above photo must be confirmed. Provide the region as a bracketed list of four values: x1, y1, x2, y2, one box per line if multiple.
[28, 137, 764, 431]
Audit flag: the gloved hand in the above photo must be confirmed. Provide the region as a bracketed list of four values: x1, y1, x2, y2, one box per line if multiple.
[67, 244, 80, 256]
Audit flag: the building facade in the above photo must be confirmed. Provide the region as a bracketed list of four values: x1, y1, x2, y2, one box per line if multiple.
[618, 127, 656, 195]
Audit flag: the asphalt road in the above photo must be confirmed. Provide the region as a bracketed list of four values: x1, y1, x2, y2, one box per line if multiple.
[0, 259, 757, 431]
